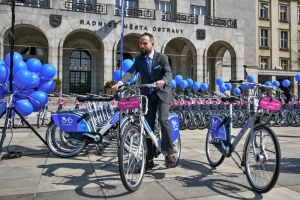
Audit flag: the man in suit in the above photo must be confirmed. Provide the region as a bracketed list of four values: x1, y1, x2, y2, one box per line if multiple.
[112, 32, 176, 169]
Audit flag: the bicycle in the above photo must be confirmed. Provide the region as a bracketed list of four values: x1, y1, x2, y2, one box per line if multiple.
[117, 83, 181, 192]
[205, 79, 281, 193]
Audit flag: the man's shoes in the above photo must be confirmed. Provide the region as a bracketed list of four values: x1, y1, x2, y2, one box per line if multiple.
[166, 154, 176, 168]
[146, 160, 154, 171]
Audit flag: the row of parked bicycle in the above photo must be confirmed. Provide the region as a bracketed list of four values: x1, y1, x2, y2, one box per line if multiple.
[170, 89, 300, 130]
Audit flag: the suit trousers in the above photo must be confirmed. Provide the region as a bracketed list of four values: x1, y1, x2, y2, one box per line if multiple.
[145, 92, 174, 160]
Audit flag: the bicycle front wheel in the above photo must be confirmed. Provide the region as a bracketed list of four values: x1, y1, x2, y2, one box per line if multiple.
[118, 123, 146, 192]
[244, 125, 281, 193]
[205, 130, 225, 167]
[37, 108, 45, 128]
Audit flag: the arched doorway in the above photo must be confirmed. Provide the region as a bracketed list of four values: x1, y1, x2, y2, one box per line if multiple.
[3, 24, 48, 63]
[163, 37, 197, 80]
[69, 50, 91, 95]
[206, 41, 236, 91]
[62, 30, 103, 95]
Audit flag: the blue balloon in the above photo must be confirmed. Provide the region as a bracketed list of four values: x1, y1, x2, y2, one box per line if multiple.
[39, 64, 56, 80]
[13, 60, 27, 74]
[180, 80, 188, 88]
[282, 79, 290, 87]
[295, 74, 300, 82]
[29, 72, 40, 88]
[14, 69, 33, 89]
[186, 78, 193, 87]
[0, 59, 5, 66]
[174, 75, 183, 84]
[272, 81, 280, 88]
[247, 75, 255, 83]
[121, 59, 134, 72]
[225, 83, 232, 91]
[216, 77, 223, 86]
[201, 83, 209, 91]
[170, 79, 176, 89]
[38, 79, 56, 93]
[0, 85, 9, 99]
[112, 70, 124, 82]
[5, 52, 23, 67]
[193, 82, 201, 90]
[15, 99, 33, 116]
[219, 85, 226, 93]
[26, 58, 42, 73]
[29, 91, 48, 107]
[241, 84, 248, 90]
[0, 64, 8, 83]
[233, 88, 241, 95]
[14, 88, 34, 100]
[265, 81, 272, 87]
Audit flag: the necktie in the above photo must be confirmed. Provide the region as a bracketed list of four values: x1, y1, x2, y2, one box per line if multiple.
[146, 56, 153, 95]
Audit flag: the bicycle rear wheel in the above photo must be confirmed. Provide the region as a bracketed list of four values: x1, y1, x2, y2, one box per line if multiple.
[12, 113, 24, 128]
[46, 122, 87, 158]
[118, 123, 146, 192]
[243, 125, 281, 193]
[205, 130, 225, 167]
[188, 109, 202, 130]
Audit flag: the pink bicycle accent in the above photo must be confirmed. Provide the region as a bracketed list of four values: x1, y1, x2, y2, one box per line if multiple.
[173, 101, 179, 106]
[75, 99, 83, 105]
[179, 100, 185, 106]
[196, 100, 202, 105]
[259, 98, 282, 111]
[223, 102, 229, 106]
[58, 99, 67, 105]
[298, 100, 300, 104]
[233, 102, 237, 106]
[118, 98, 140, 110]
[185, 100, 192, 106]
[205, 100, 210, 105]
[110, 100, 115, 105]
[215, 101, 220, 105]
[288, 101, 292, 105]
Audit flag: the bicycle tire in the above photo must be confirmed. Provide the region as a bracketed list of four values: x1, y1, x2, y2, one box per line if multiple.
[205, 130, 225, 167]
[180, 110, 192, 130]
[46, 122, 87, 158]
[291, 109, 300, 127]
[37, 108, 45, 128]
[243, 125, 281, 193]
[118, 123, 146, 192]
[198, 110, 210, 130]
[171, 109, 185, 128]
[188, 109, 202, 130]
[12, 113, 23, 128]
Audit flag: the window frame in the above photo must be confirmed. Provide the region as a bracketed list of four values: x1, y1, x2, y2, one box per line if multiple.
[190, 5, 205, 16]
[279, 5, 288, 21]
[260, 2, 269, 19]
[260, 57, 269, 69]
[154, 1, 171, 12]
[280, 58, 289, 70]
[115, 0, 136, 9]
[260, 28, 269, 47]
[280, 30, 289, 49]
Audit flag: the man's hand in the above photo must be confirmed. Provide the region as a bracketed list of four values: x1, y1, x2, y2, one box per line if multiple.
[156, 80, 165, 89]
[112, 83, 122, 92]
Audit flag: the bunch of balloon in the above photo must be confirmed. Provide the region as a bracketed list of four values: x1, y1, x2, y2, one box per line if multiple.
[0, 52, 57, 116]
[112, 59, 137, 84]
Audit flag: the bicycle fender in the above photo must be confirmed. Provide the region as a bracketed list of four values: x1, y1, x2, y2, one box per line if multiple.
[51, 112, 91, 132]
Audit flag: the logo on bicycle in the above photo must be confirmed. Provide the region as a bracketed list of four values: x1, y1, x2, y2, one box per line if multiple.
[172, 120, 179, 129]
[211, 119, 219, 128]
[62, 117, 73, 124]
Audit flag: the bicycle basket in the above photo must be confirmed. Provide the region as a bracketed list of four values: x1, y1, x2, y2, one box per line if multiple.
[259, 98, 281, 111]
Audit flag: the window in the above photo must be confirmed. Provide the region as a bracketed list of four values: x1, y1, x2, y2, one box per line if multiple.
[261, 58, 268, 69]
[190, 5, 205, 15]
[280, 59, 288, 70]
[155, 1, 171, 20]
[22, 47, 44, 56]
[155, 1, 171, 12]
[280, 31, 288, 49]
[260, 29, 268, 47]
[70, 0, 95, 12]
[280, 5, 288, 21]
[260, 3, 269, 18]
[115, 0, 136, 9]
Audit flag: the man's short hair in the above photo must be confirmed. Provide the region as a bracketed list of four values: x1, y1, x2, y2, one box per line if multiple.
[141, 32, 154, 42]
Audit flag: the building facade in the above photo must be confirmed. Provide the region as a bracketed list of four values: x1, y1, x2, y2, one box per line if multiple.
[256, 0, 300, 94]
[0, 0, 257, 95]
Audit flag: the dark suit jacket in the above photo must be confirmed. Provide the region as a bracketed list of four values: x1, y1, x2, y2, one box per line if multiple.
[120, 51, 173, 104]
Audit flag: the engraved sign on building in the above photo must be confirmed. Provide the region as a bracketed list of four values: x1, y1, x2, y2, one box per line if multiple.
[196, 29, 205, 40]
[50, 14, 62, 28]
